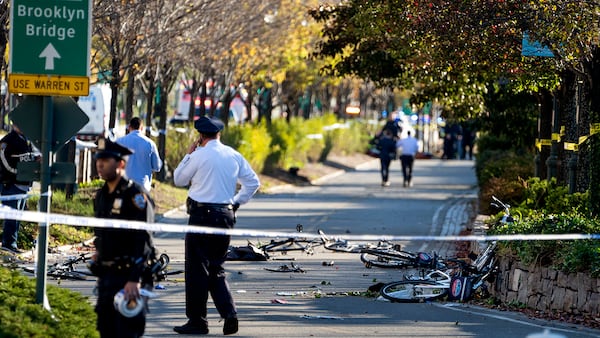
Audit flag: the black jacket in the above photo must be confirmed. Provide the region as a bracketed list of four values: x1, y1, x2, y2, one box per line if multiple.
[0, 130, 37, 185]
[94, 177, 154, 282]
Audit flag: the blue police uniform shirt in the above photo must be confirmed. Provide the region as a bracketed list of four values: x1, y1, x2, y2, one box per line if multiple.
[173, 139, 260, 205]
[117, 130, 162, 192]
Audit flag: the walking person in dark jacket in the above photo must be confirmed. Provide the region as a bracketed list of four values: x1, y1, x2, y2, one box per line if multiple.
[378, 129, 397, 187]
[0, 123, 39, 253]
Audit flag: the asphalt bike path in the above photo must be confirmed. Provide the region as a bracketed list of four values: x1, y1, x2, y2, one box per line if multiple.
[44, 159, 600, 337]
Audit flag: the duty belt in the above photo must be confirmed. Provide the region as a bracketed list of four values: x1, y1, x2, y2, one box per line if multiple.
[186, 198, 233, 210]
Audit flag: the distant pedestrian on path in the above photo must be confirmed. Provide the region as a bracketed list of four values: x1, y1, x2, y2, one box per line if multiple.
[460, 122, 476, 160]
[377, 129, 397, 187]
[396, 131, 419, 187]
[380, 112, 402, 141]
[117, 117, 162, 192]
[173, 116, 260, 336]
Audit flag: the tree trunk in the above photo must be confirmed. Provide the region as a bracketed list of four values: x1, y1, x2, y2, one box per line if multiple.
[219, 85, 233, 126]
[587, 48, 600, 216]
[245, 83, 254, 123]
[187, 79, 200, 123]
[554, 71, 578, 185]
[145, 78, 155, 131]
[199, 81, 208, 118]
[536, 89, 553, 180]
[155, 84, 167, 182]
[109, 58, 122, 133]
[576, 75, 591, 192]
[124, 69, 135, 125]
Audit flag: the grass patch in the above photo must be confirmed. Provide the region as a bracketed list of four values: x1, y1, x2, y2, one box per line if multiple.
[13, 180, 189, 251]
[0, 266, 98, 338]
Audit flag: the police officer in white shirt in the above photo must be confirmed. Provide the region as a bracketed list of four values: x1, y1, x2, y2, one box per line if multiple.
[396, 131, 419, 187]
[172, 116, 260, 336]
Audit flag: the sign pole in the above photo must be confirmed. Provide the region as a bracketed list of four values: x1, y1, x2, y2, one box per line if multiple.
[35, 95, 53, 307]
[8, 0, 93, 307]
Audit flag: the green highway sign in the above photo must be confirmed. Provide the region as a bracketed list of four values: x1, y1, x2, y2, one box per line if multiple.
[9, 0, 92, 78]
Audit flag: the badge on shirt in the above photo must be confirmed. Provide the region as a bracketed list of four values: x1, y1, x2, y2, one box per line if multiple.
[133, 193, 147, 210]
[112, 198, 123, 214]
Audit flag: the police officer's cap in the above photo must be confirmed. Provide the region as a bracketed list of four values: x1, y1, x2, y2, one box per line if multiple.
[194, 116, 224, 134]
[95, 138, 133, 160]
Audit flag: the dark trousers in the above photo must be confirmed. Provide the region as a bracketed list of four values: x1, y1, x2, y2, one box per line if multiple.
[96, 274, 146, 338]
[380, 157, 392, 182]
[400, 155, 415, 183]
[1, 183, 27, 250]
[185, 204, 237, 326]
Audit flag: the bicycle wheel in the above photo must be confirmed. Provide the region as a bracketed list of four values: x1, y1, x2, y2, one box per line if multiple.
[360, 252, 415, 269]
[360, 248, 417, 267]
[323, 241, 362, 253]
[380, 280, 448, 302]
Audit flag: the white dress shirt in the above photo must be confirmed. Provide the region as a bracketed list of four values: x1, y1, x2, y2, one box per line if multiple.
[173, 139, 260, 205]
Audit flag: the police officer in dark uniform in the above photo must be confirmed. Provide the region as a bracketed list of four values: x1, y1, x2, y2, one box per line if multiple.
[92, 138, 156, 338]
[0, 123, 39, 253]
[173, 116, 260, 335]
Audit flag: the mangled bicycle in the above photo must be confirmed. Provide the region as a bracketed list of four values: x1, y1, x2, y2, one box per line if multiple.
[22, 252, 182, 282]
[378, 241, 498, 302]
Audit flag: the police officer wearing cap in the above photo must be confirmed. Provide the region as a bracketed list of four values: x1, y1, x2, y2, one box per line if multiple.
[173, 116, 260, 335]
[92, 138, 156, 338]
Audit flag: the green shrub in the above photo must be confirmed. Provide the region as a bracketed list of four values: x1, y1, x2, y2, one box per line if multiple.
[265, 118, 295, 170]
[222, 124, 271, 173]
[519, 177, 590, 215]
[479, 160, 597, 276]
[16, 189, 96, 250]
[491, 213, 600, 276]
[479, 177, 526, 215]
[555, 239, 600, 276]
[475, 149, 534, 187]
[300, 117, 327, 163]
[165, 124, 197, 172]
[0, 266, 98, 337]
[164, 115, 370, 174]
[322, 120, 371, 158]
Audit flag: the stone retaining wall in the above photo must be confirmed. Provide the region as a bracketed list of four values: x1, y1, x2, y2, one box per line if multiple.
[488, 255, 600, 316]
[471, 215, 599, 316]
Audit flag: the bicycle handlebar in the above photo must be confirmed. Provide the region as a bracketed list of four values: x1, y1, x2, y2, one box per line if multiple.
[491, 195, 510, 212]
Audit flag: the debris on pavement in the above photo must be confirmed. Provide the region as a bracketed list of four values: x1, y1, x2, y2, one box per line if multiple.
[300, 315, 344, 320]
[264, 263, 305, 273]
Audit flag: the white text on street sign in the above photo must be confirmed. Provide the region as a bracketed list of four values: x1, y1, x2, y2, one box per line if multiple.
[9, 0, 92, 96]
